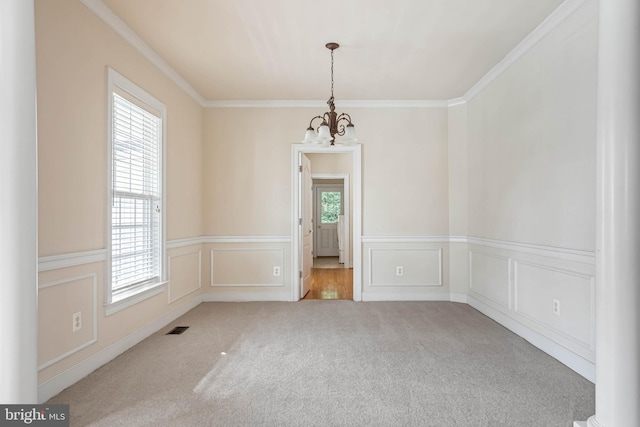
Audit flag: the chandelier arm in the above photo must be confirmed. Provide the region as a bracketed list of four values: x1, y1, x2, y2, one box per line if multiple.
[308, 115, 325, 130]
[336, 113, 353, 124]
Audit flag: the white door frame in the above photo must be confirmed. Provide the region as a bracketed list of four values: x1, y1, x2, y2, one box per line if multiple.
[312, 177, 349, 264]
[291, 144, 362, 301]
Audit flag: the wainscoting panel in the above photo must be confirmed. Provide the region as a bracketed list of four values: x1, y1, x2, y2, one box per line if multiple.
[210, 248, 285, 287]
[38, 274, 98, 370]
[168, 249, 202, 304]
[362, 239, 448, 301]
[465, 237, 596, 369]
[469, 251, 511, 309]
[514, 261, 594, 350]
[369, 248, 442, 286]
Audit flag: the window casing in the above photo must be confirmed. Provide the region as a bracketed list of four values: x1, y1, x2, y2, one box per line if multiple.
[106, 68, 166, 312]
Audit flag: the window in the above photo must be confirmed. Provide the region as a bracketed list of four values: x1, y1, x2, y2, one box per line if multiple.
[320, 191, 342, 223]
[106, 68, 165, 312]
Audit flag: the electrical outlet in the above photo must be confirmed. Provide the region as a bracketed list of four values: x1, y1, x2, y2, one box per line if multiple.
[72, 311, 82, 332]
[552, 299, 560, 316]
[396, 266, 404, 276]
[273, 266, 281, 276]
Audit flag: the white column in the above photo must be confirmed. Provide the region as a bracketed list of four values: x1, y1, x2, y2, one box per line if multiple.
[0, 0, 39, 403]
[587, 0, 640, 425]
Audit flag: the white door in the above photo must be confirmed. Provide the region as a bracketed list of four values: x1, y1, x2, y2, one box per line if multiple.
[314, 185, 342, 257]
[301, 154, 313, 298]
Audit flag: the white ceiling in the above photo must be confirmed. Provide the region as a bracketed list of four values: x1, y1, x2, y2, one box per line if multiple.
[96, 0, 566, 102]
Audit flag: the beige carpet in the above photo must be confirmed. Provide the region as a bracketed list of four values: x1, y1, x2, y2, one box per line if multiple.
[47, 302, 594, 426]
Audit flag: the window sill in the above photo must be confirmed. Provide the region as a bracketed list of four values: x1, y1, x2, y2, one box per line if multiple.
[105, 281, 167, 316]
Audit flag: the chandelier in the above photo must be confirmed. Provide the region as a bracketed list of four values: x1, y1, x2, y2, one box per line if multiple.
[302, 43, 357, 146]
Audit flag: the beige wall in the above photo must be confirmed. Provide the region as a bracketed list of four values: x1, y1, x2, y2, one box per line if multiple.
[35, 0, 203, 387]
[202, 107, 449, 237]
[465, 0, 598, 251]
[36, 0, 203, 254]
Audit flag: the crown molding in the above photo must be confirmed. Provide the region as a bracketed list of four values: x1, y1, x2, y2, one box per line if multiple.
[461, 0, 589, 104]
[203, 100, 325, 108]
[79, 0, 206, 106]
[203, 99, 449, 109]
[82, 0, 589, 109]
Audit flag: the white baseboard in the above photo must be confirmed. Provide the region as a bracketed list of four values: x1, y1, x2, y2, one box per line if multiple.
[203, 290, 291, 302]
[449, 293, 468, 303]
[466, 295, 595, 383]
[38, 294, 203, 403]
[362, 291, 452, 302]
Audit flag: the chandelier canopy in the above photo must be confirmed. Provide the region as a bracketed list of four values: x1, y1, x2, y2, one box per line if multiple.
[302, 43, 357, 146]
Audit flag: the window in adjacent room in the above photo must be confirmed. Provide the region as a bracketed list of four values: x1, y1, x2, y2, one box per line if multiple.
[106, 68, 166, 314]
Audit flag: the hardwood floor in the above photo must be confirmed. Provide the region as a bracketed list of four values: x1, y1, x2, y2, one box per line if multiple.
[303, 268, 353, 300]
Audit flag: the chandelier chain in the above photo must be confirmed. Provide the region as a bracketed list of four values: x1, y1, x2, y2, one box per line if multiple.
[330, 48, 334, 100]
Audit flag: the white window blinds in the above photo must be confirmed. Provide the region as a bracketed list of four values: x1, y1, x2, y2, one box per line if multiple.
[111, 92, 162, 296]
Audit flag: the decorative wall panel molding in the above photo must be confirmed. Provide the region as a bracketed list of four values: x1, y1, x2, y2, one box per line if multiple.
[466, 239, 595, 366]
[166, 237, 207, 249]
[204, 236, 292, 243]
[368, 248, 442, 287]
[362, 236, 451, 244]
[514, 260, 594, 351]
[38, 249, 106, 272]
[168, 250, 202, 304]
[469, 250, 511, 309]
[466, 236, 595, 264]
[210, 248, 285, 287]
[38, 274, 98, 370]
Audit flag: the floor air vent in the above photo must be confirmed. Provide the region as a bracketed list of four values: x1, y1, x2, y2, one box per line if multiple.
[166, 326, 189, 335]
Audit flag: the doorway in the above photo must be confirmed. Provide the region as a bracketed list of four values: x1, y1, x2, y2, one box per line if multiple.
[314, 183, 343, 259]
[291, 145, 362, 301]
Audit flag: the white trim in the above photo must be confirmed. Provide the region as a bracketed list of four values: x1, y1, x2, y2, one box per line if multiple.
[104, 281, 167, 316]
[203, 236, 292, 243]
[362, 291, 451, 302]
[449, 293, 468, 303]
[80, 0, 205, 106]
[292, 144, 362, 302]
[37, 274, 98, 371]
[209, 248, 285, 287]
[166, 236, 207, 249]
[361, 235, 452, 244]
[448, 236, 468, 244]
[462, 0, 589, 103]
[204, 100, 449, 109]
[202, 291, 290, 302]
[38, 294, 203, 403]
[466, 294, 595, 383]
[466, 236, 595, 264]
[38, 249, 107, 272]
[204, 100, 325, 108]
[168, 250, 202, 304]
[168, 236, 292, 246]
[447, 97, 467, 107]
